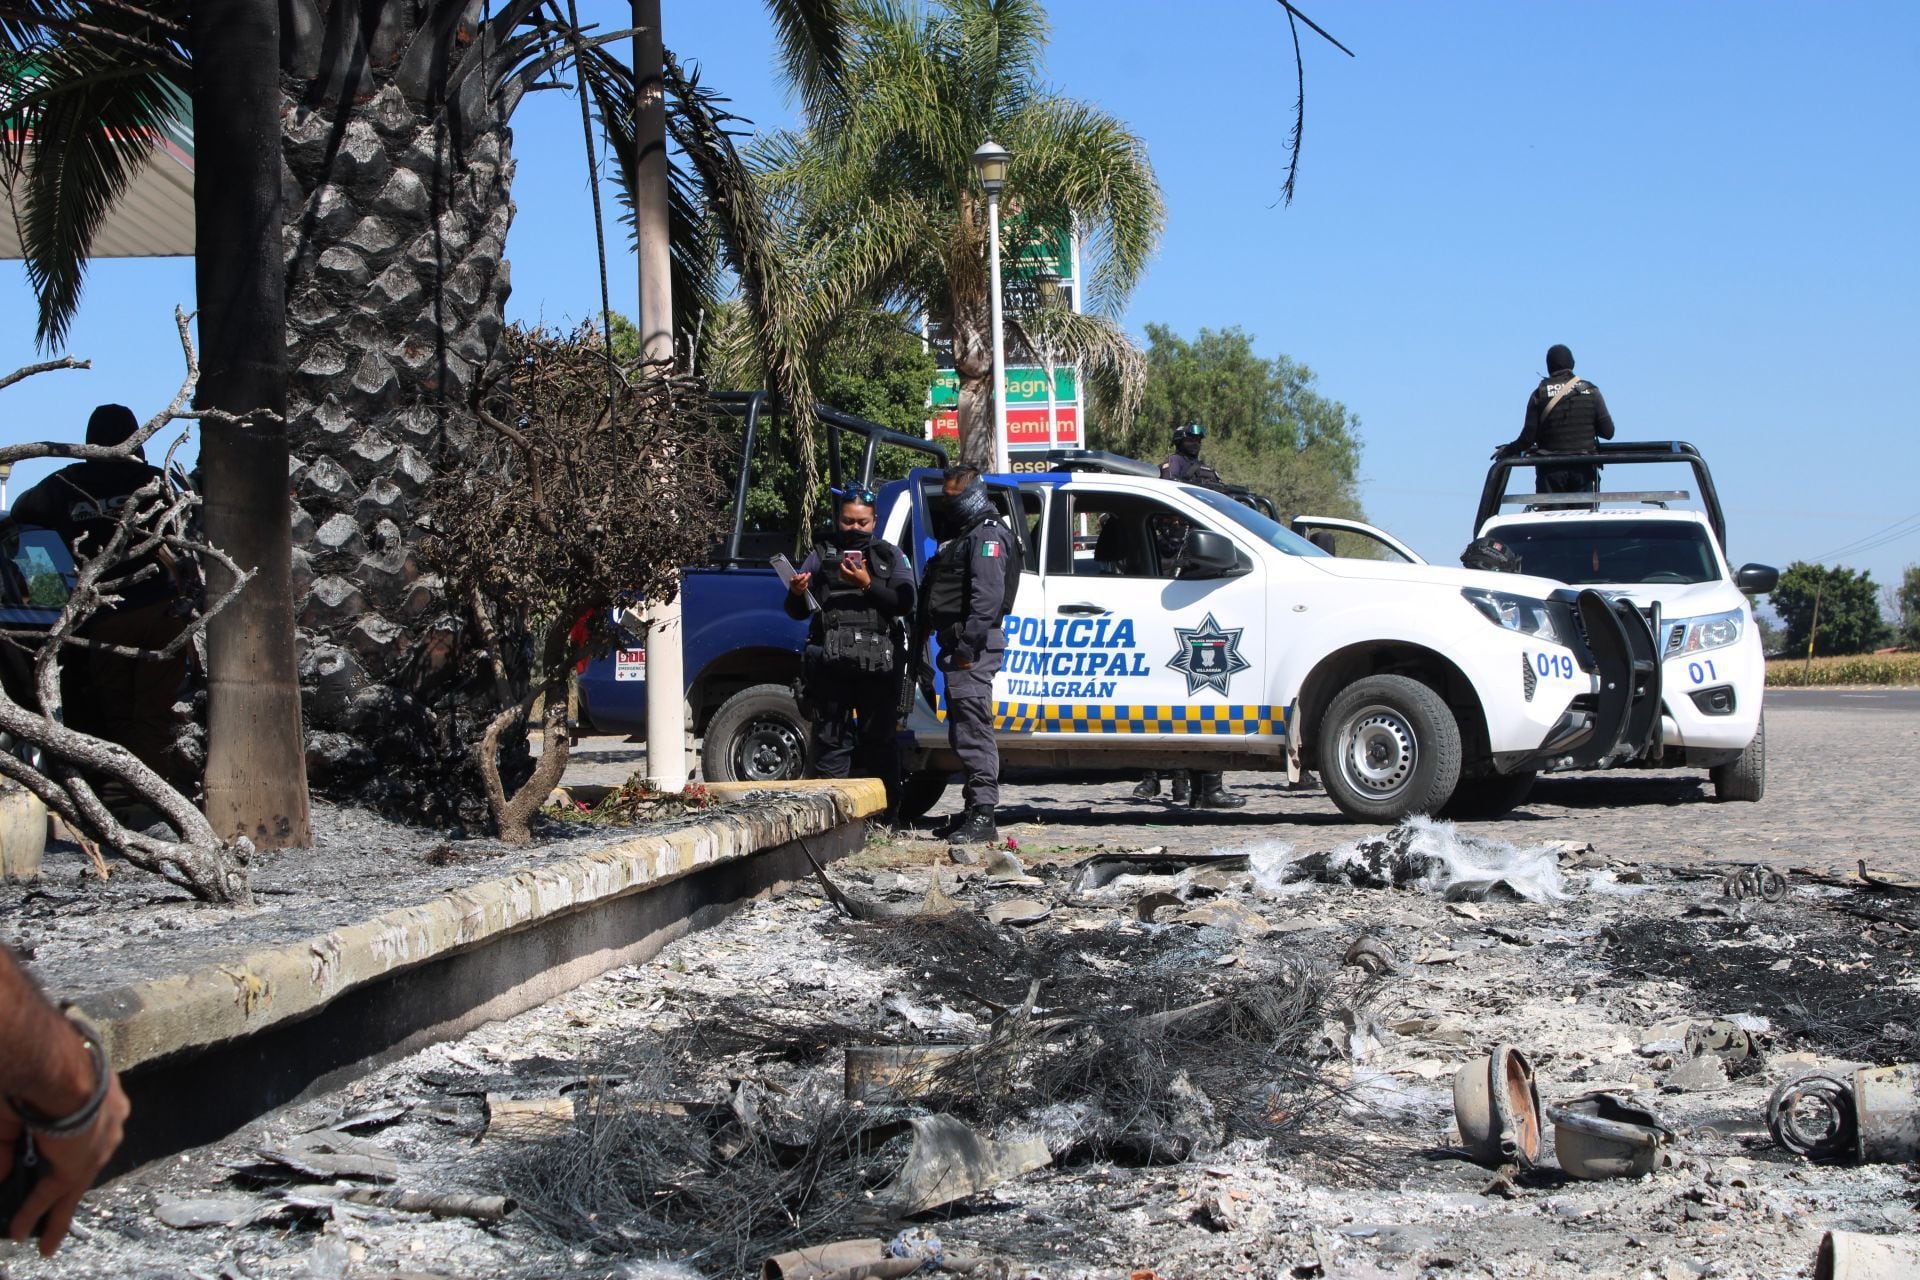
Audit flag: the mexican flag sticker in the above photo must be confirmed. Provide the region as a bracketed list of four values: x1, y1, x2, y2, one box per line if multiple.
[979, 541, 1003, 558]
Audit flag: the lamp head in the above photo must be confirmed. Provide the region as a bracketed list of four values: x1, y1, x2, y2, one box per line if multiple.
[972, 139, 1010, 194]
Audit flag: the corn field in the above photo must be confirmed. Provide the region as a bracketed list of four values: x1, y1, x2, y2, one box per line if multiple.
[1766, 653, 1920, 687]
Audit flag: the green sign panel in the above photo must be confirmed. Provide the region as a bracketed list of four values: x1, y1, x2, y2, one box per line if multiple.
[1013, 221, 1073, 279]
[930, 365, 1078, 408]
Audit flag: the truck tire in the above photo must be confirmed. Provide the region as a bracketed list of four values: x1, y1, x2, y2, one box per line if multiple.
[701, 684, 810, 784]
[1710, 713, 1765, 802]
[1317, 674, 1463, 822]
[895, 771, 950, 825]
[1440, 769, 1536, 819]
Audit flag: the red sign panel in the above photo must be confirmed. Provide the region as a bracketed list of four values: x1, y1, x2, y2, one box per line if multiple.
[928, 406, 1080, 447]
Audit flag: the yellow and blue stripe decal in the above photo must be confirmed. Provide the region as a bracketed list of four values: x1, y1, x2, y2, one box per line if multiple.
[994, 701, 1286, 735]
[929, 694, 1285, 736]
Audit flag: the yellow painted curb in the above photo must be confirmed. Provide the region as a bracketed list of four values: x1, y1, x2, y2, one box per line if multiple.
[74, 780, 884, 1072]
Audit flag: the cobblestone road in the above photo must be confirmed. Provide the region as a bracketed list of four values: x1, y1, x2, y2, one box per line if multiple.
[563, 688, 1918, 879]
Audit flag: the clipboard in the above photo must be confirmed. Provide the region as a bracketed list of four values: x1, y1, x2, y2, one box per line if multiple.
[771, 553, 818, 612]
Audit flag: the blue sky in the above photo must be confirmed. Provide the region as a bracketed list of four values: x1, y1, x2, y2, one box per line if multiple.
[3, 1, 1917, 594]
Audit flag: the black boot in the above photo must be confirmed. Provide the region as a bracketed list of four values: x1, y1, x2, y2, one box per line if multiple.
[1193, 772, 1246, 809]
[1169, 770, 1192, 804]
[929, 809, 968, 839]
[946, 805, 998, 845]
[1131, 772, 1161, 800]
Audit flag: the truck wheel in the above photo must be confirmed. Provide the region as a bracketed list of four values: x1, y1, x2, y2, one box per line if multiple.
[701, 684, 810, 784]
[1710, 713, 1765, 802]
[1317, 675, 1462, 822]
[1440, 770, 1536, 819]
[895, 771, 950, 825]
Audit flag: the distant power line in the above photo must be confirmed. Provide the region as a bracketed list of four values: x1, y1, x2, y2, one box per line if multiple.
[1807, 511, 1920, 564]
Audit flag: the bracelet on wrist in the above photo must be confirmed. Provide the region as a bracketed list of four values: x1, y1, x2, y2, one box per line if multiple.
[7, 1012, 110, 1138]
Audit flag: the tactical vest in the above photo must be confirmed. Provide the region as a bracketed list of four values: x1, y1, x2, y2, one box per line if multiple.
[815, 541, 899, 674]
[925, 521, 1017, 626]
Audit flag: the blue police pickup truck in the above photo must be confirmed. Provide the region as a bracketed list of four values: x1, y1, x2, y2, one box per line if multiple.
[576, 394, 946, 784]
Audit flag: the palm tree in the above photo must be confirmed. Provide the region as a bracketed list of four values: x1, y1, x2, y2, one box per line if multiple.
[755, 0, 1164, 469]
[1, 1, 850, 827]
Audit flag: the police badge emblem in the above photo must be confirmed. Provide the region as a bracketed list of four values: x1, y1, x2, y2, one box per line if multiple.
[1167, 612, 1250, 696]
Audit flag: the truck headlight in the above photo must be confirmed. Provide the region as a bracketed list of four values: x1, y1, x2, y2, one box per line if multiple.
[1671, 608, 1743, 654]
[1462, 588, 1563, 645]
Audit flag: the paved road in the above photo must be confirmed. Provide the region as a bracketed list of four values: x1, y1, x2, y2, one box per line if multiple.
[561, 692, 1918, 879]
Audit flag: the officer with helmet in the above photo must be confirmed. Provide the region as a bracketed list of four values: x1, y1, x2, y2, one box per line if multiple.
[1160, 422, 1223, 486]
[785, 487, 915, 814]
[918, 465, 1017, 845]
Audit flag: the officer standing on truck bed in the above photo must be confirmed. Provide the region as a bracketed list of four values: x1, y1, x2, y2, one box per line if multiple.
[785, 487, 915, 816]
[1159, 422, 1223, 485]
[1499, 343, 1616, 495]
[920, 465, 1016, 845]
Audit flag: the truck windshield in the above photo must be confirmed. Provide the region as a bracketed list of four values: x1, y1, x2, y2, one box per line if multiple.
[1496, 520, 1721, 585]
[1184, 486, 1329, 557]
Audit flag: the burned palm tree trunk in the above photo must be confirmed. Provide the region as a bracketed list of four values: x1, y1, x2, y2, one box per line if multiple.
[192, 0, 312, 848]
[278, 2, 565, 822]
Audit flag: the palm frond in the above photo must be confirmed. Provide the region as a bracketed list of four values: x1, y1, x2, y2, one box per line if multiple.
[1001, 94, 1163, 318]
[763, 0, 849, 115]
[1007, 304, 1144, 439]
[4, 49, 187, 349]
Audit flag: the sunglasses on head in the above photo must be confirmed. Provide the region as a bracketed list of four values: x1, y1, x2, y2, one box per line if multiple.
[833, 486, 878, 507]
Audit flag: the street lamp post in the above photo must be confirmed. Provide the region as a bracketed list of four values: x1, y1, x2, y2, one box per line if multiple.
[973, 140, 1011, 474]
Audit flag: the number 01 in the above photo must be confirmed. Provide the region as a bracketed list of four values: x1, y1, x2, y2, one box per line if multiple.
[1688, 659, 1718, 685]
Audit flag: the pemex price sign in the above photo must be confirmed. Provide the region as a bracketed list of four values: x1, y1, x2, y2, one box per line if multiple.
[926, 221, 1082, 448]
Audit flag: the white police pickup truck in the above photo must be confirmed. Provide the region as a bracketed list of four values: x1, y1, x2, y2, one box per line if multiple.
[884, 464, 1663, 824]
[1473, 440, 1776, 803]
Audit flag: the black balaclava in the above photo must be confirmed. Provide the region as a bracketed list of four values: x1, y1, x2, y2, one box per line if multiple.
[931, 483, 995, 541]
[86, 403, 140, 447]
[826, 521, 873, 551]
[1176, 435, 1203, 458]
[1545, 344, 1575, 376]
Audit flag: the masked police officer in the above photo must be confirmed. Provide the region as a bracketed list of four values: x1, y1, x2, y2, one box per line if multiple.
[1160, 423, 1223, 486]
[919, 465, 1016, 845]
[785, 488, 915, 814]
[1128, 482, 1245, 809]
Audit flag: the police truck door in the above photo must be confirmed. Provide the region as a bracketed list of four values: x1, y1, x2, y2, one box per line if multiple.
[1009, 482, 1272, 741]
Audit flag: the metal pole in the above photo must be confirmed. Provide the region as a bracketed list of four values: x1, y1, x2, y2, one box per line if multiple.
[987, 188, 1010, 473]
[1044, 344, 1058, 451]
[634, 0, 687, 789]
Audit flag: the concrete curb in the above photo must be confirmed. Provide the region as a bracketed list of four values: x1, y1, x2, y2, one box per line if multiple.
[75, 779, 883, 1076]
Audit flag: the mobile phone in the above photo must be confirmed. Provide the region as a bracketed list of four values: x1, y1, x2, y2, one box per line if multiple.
[840, 550, 865, 570]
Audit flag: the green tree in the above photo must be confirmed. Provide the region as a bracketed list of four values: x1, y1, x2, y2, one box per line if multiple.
[1892, 563, 1920, 649]
[1112, 323, 1366, 521]
[759, 0, 1164, 470]
[1770, 562, 1891, 657]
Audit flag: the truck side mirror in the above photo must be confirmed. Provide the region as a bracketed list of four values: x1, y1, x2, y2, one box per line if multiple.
[1180, 529, 1245, 579]
[1735, 563, 1778, 594]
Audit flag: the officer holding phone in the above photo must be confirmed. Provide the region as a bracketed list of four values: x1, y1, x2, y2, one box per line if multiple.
[784, 487, 915, 816]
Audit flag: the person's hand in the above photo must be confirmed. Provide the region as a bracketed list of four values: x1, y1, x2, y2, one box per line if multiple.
[840, 558, 872, 589]
[787, 571, 811, 597]
[5, 1071, 129, 1257]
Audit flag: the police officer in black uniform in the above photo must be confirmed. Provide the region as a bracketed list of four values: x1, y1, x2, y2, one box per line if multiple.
[919, 466, 1016, 845]
[10, 404, 192, 788]
[1500, 343, 1616, 494]
[785, 487, 915, 813]
[1159, 422, 1221, 484]
[1140, 428, 1246, 810]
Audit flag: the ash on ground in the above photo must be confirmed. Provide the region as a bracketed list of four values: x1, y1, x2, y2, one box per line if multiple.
[0, 792, 786, 1002]
[7, 823, 1920, 1280]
